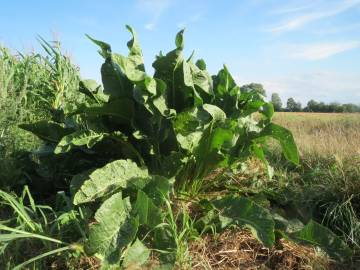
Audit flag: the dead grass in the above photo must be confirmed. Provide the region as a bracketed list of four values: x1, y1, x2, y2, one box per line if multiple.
[272, 112, 360, 158]
[50, 255, 101, 270]
[189, 229, 336, 270]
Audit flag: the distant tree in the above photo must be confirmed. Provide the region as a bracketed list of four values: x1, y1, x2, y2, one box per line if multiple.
[328, 102, 344, 113]
[240, 83, 266, 96]
[286, 97, 301, 112]
[271, 93, 282, 111]
[304, 100, 359, 113]
[318, 102, 326, 112]
[306, 99, 318, 112]
[343, 103, 360, 113]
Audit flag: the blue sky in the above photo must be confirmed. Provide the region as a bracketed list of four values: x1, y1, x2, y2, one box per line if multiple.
[1, 0, 360, 105]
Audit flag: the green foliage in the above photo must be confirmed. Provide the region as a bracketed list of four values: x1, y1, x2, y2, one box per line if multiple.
[0, 187, 84, 269]
[0, 40, 80, 190]
[286, 97, 302, 112]
[271, 92, 282, 111]
[240, 83, 266, 97]
[290, 220, 352, 262]
[72, 159, 148, 204]
[305, 99, 360, 112]
[15, 25, 351, 268]
[122, 238, 150, 268]
[198, 196, 275, 248]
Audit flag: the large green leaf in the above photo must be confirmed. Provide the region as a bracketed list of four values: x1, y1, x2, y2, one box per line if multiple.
[213, 65, 237, 97]
[112, 53, 159, 96]
[202, 104, 226, 122]
[73, 159, 149, 205]
[87, 34, 133, 99]
[100, 59, 132, 98]
[212, 65, 240, 116]
[74, 98, 134, 124]
[188, 58, 213, 96]
[213, 196, 275, 248]
[193, 122, 236, 179]
[86, 34, 111, 58]
[126, 25, 143, 61]
[134, 190, 162, 228]
[122, 238, 150, 268]
[54, 130, 106, 154]
[85, 193, 138, 259]
[153, 29, 201, 112]
[19, 121, 74, 143]
[79, 79, 108, 104]
[142, 175, 173, 205]
[290, 220, 352, 262]
[260, 123, 299, 165]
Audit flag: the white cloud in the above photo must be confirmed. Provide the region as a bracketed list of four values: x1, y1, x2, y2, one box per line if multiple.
[310, 22, 360, 35]
[136, 0, 172, 30]
[268, 0, 360, 33]
[285, 41, 360, 60]
[144, 23, 155, 30]
[176, 13, 202, 29]
[271, 1, 318, 15]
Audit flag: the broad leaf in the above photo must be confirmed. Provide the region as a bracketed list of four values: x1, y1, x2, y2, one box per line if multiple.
[153, 29, 201, 112]
[134, 190, 162, 228]
[260, 123, 299, 165]
[85, 193, 135, 256]
[79, 79, 108, 103]
[213, 196, 275, 248]
[74, 98, 134, 124]
[122, 238, 150, 268]
[290, 220, 352, 262]
[73, 159, 149, 205]
[188, 59, 213, 96]
[86, 34, 111, 58]
[19, 121, 74, 143]
[54, 130, 106, 154]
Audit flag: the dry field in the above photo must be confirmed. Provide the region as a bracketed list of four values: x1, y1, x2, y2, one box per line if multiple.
[273, 112, 360, 158]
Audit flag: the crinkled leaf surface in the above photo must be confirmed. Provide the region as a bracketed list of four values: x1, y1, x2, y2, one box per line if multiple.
[54, 130, 106, 154]
[73, 159, 149, 205]
[85, 193, 134, 256]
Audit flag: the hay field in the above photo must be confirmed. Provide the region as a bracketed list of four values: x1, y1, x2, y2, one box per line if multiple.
[273, 112, 360, 158]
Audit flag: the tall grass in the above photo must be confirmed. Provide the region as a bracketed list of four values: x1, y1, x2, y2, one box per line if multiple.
[0, 187, 85, 269]
[0, 40, 80, 189]
[273, 112, 360, 158]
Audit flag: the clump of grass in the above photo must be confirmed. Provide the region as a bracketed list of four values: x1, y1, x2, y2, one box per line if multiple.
[0, 187, 85, 269]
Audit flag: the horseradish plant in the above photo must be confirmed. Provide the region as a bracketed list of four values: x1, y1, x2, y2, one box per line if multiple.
[20, 26, 350, 268]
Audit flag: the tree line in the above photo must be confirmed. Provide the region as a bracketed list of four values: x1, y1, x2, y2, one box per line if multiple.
[239, 83, 360, 113]
[271, 93, 360, 113]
